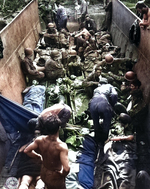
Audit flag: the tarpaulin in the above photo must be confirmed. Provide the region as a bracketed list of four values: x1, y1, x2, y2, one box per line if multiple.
[77, 135, 97, 189]
[0, 94, 39, 133]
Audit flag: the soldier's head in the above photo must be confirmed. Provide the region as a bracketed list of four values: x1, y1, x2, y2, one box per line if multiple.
[48, 22, 55, 28]
[24, 47, 33, 57]
[51, 49, 62, 60]
[85, 14, 90, 21]
[105, 53, 114, 64]
[130, 79, 141, 91]
[95, 66, 102, 77]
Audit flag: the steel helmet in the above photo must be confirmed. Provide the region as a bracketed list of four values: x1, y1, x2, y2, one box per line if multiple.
[105, 54, 114, 64]
[51, 49, 60, 59]
[124, 71, 136, 81]
[24, 48, 33, 56]
[119, 113, 131, 124]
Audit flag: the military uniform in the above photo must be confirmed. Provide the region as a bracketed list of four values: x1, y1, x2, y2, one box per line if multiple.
[44, 23, 59, 48]
[89, 82, 118, 144]
[45, 50, 65, 82]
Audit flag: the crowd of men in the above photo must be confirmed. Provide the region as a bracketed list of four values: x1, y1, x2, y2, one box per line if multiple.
[2, 0, 150, 189]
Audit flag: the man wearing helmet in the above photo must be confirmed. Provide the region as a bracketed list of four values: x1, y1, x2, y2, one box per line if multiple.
[45, 49, 65, 82]
[44, 23, 59, 48]
[21, 48, 45, 83]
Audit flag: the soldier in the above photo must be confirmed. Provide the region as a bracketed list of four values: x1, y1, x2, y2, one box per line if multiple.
[45, 49, 65, 82]
[75, 0, 81, 21]
[82, 66, 102, 98]
[43, 23, 59, 48]
[80, 0, 88, 23]
[21, 48, 45, 83]
[67, 49, 82, 77]
[56, 1, 69, 32]
[74, 27, 96, 61]
[103, 54, 133, 75]
[95, 31, 112, 49]
[89, 77, 118, 159]
[101, 0, 112, 31]
[59, 29, 69, 49]
[84, 14, 97, 33]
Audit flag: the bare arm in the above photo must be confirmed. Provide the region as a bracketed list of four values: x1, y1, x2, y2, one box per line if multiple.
[59, 143, 70, 177]
[110, 135, 134, 141]
[24, 138, 42, 161]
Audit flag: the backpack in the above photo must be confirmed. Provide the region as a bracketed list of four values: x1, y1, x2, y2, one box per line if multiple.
[129, 19, 141, 46]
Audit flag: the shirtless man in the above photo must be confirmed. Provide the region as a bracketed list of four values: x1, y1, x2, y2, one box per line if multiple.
[24, 113, 70, 189]
[139, 7, 150, 29]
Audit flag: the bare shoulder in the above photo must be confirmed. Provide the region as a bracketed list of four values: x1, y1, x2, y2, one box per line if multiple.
[35, 135, 46, 143]
[57, 140, 68, 151]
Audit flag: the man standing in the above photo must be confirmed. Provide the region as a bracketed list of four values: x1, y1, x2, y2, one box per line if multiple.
[56, 1, 69, 32]
[24, 113, 70, 189]
[80, 0, 88, 23]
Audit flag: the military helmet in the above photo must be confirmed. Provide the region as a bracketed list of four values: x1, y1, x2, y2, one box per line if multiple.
[124, 71, 136, 81]
[48, 23, 55, 28]
[105, 54, 114, 64]
[114, 102, 127, 115]
[119, 113, 131, 124]
[24, 47, 33, 56]
[51, 49, 60, 59]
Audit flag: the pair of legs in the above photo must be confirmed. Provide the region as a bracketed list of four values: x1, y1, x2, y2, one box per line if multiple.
[18, 175, 44, 189]
[89, 96, 113, 144]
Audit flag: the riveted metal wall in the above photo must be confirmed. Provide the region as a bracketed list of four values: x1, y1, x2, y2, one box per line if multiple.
[111, 0, 139, 59]
[0, 0, 41, 104]
[111, 0, 150, 103]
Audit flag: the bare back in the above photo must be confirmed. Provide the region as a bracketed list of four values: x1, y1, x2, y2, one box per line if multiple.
[37, 136, 67, 171]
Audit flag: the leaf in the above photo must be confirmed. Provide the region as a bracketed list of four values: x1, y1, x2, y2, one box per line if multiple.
[66, 135, 76, 146]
